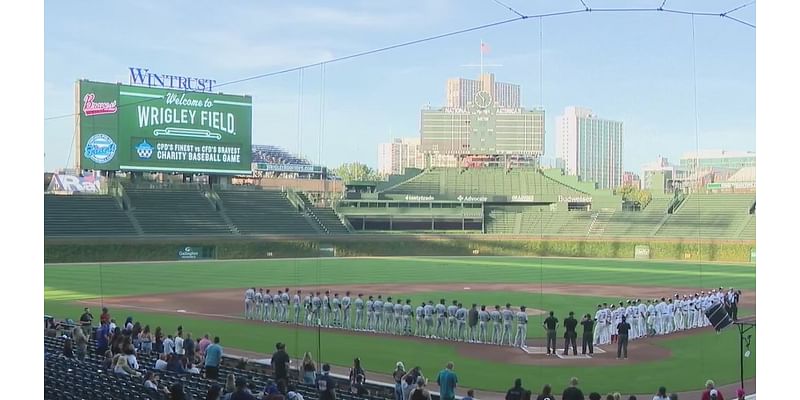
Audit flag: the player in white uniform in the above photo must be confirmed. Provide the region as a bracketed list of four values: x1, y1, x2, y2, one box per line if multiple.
[490, 305, 502, 345]
[636, 300, 647, 338]
[414, 302, 425, 336]
[501, 303, 514, 346]
[402, 300, 413, 335]
[281, 288, 290, 322]
[254, 289, 264, 321]
[434, 299, 447, 339]
[365, 296, 374, 330]
[321, 291, 330, 327]
[672, 294, 683, 331]
[646, 300, 656, 336]
[664, 299, 675, 334]
[383, 297, 396, 333]
[354, 294, 364, 330]
[393, 299, 403, 334]
[311, 292, 322, 325]
[513, 306, 529, 348]
[478, 305, 490, 343]
[292, 290, 302, 325]
[602, 303, 613, 344]
[263, 289, 273, 322]
[655, 298, 667, 335]
[423, 301, 435, 337]
[446, 301, 458, 340]
[331, 293, 341, 327]
[625, 301, 638, 339]
[611, 304, 622, 343]
[593, 304, 605, 345]
[342, 292, 352, 329]
[455, 304, 467, 341]
[244, 288, 256, 319]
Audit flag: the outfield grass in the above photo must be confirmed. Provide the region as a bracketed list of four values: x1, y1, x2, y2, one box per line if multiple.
[44, 256, 756, 394]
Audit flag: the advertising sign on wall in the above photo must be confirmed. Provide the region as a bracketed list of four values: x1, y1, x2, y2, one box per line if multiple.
[77, 80, 252, 175]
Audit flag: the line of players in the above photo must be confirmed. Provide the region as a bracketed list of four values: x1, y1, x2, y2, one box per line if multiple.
[592, 287, 740, 346]
[243, 288, 531, 346]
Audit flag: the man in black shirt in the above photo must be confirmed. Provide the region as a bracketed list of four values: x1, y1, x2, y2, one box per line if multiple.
[79, 308, 93, 337]
[317, 364, 337, 400]
[616, 316, 631, 359]
[561, 377, 584, 400]
[563, 311, 578, 355]
[543, 311, 559, 355]
[580, 313, 595, 355]
[505, 378, 525, 400]
[271, 342, 291, 393]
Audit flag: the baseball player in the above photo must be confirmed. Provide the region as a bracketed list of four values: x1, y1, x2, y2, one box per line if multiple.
[244, 287, 256, 319]
[423, 300, 435, 338]
[365, 296, 374, 330]
[513, 306, 528, 348]
[383, 297, 395, 333]
[342, 291, 352, 329]
[281, 288, 290, 322]
[302, 292, 312, 325]
[414, 302, 425, 336]
[455, 303, 467, 341]
[275, 290, 284, 322]
[501, 303, 514, 346]
[447, 300, 458, 340]
[608, 304, 618, 343]
[490, 305, 502, 344]
[637, 299, 647, 339]
[311, 292, 322, 325]
[673, 294, 683, 331]
[321, 291, 330, 327]
[601, 303, 612, 344]
[665, 298, 675, 334]
[645, 300, 655, 335]
[331, 293, 341, 327]
[264, 289, 274, 322]
[354, 293, 365, 330]
[393, 299, 403, 334]
[293, 290, 302, 325]
[478, 305, 490, 343]
[625, 300, 637, 339]
[592, 304, 604, 345]
[373, 295, 383, 331]
[435, 299, 447, 339]
[254, 289, 264, 321]
[402, 299, 413, 335]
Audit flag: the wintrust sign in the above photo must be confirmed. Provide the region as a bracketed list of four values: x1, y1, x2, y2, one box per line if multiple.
[129, 67, 217, 93]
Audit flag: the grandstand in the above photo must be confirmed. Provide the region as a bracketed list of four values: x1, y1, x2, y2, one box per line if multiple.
[218, 189, 319, 235]
[126, 187, 234, 236]
[654, 193, 756, 239]
[44, 195, 138, 236]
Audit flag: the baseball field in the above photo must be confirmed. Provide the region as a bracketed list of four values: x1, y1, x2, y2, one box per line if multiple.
[43, 256, 756, 395]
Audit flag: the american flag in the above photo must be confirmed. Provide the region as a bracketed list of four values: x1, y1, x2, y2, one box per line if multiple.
[480, 42, 490, 54]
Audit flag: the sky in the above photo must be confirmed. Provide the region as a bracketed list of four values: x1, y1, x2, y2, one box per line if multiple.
[43, 0, 755, 176]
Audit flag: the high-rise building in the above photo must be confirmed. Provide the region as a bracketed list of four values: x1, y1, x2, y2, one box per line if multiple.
[377, 138, 424, 176]
[446, 73, 520, 110]
[555, 106, 624, 189]
[679, 150, 755, 177]
[641, 156, 689, 194]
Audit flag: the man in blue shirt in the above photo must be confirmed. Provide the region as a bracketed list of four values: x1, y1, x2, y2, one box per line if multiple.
[95, 321, 110, 355]
[316, 363, 337, 400]
[204, 336, 223, 380]
[436, 362, 458, 400]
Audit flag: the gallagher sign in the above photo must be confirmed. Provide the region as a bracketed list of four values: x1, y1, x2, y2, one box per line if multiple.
[76, 80, 252, 175]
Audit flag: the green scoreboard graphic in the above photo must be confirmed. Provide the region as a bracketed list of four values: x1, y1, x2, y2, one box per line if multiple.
[77, 80, 252, 175]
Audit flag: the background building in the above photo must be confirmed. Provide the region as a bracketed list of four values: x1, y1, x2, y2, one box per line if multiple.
[641, 156, 688, 194]
[446, 73, 520, 110]
[378, 138, 424, 175]
[622, 171, 641, 189]
[555, 106, 624, 189]
[679, 149, 756, 177]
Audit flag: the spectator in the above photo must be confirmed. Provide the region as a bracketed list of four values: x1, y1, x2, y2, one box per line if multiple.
[163, 334, 176, 355]
[736, 388, 745, 400]
[536, 384, 555, 400]
[144, 371, 171, 398]
[72, 327, 87, 360]
[100, 307, 110, 325]
[140, 325, 153, 354]
[286, 391, 304, 400]
[62, 337, 74, 358]
[701, 380, 724, 400]
[262, 381, 284, 400]
[175, 331, 185, 356]
[301, 352, 317, 385]
[629, 396, 638, 400]
[653, 386, 668, 400]
[114, 347, 141, 377]
[185, 333, 196, 364]
[613, 394, 621, 400]
[463, 389, 475, 400]
[224, 374, 236, 397]
[668, 395, 678, 400]
[506, 379, 525, 400]
[316, 364, 336, 400]
[109, 319, 117, 331]
[167, 354, 187, 374]
[205, 336, 223, 380]
[588, 394, 601, 400]
[709, 390, 721, 400]
[605, 395, 614, 400]
[101, 350, 114, 370]
[272, 342, 291, 394]
[132, 322, 142, 348]
[95, 321, 111, 355]
[155, 354, 168, 371]
[401, 367, 421, 400]
[409, 377, 432, 400]
[199, 334, 212, 355]
[155, 326, 164, 354]
[436, 362, 458, 400]
[206, 384, 222, 400]
[561, 377, 584, 400]
[349, 357, 366, 387]
[169, 382, 191, 400]
[393, 362, 406, 400]
[79, 307, 93, 337]
[124, 316, 134, 332]
[350, 374, 369, 397]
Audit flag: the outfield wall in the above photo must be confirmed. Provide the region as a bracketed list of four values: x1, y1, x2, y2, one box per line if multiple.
[44, 235, 755, 263]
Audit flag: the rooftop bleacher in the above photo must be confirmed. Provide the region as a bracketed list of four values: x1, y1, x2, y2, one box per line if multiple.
[44, 195, 137, 236]
[252, 144, 312, 166]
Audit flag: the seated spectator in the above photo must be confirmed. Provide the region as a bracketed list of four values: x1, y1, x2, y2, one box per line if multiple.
[169, 383, 191, 400]
[536, 384, 555, 400]
[463, 389, 475, 400]
[653, 386, 668, 400]
[286, 391, 304, 400]
[72, 326, 88, 360]
[588, 393, 601, 400]
[230, 377, 257, 400]
[613, 394, 622, 400]
[144, 371, 171, 398]
[124, 346, 140, 370]
[408, 376, 432, 400]
[701, 380, 724, 400]
[224, 373, 236, 396]
[167, 354, 186, 374]
[155, 354, 169, 370]
[506, 378, 525, 400]
[62, 337, 74, 358]
[262, 381, 284, 400]
[114, 348, 141, 377]
[206, 384, 222, 400]
[562, 378, 584, 400]
[101, 350, 114, 370]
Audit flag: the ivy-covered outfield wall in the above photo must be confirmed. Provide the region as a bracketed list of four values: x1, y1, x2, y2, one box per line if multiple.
[45, 236, 755, 263]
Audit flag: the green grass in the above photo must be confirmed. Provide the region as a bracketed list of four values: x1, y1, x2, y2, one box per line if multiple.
[44, 256, 756, 394]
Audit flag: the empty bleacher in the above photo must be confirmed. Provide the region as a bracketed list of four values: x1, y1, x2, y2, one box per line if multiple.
[654, 193, 755, 239]
[126, 188, 233, 236]
[45, 195, 137, 236]
[311, 207, 350, 234]
[218, 189, 318, 235]
[601, 197, 671, 238]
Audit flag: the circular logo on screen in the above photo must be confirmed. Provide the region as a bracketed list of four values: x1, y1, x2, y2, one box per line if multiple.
[84, 134, 117, 164]
[135, 140, 154, 159]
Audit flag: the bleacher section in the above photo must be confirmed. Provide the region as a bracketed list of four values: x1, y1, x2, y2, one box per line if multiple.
[218, 190, 318, 235]
[602, 197, 671, 238]
[127, 188, 233, 236]
[654, 193, 755, 239]
[45, 195, 137, 236]
[312, 207, 350, 234]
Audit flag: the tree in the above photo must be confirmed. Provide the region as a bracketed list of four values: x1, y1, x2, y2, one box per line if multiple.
[618, 185, 653, 208]
[334, 162, 381, 183]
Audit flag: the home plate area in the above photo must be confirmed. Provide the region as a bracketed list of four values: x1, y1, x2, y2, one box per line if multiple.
[520, 346, 606, 359]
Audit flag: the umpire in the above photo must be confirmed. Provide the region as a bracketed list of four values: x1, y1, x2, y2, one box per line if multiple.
[563, 311, 578, 355]
[543, 311, 559, 355]
[580, 313, 594, 355]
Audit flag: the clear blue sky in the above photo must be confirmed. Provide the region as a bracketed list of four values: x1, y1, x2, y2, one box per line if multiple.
[44, 0, 755, 176]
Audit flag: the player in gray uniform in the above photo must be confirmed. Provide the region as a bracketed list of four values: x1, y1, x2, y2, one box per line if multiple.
[331, 293, 341, 327]
[292, 290, 302, 325]
[434, 299, 447, 339]
[244, 288, 256, 319]
[281, 288, 290, 322]
[311, 292, 322, 325]
[501, 304, 514, 346]
[423, 301, 435, 337]
[490, 305, 502, 344]
[365, 296, 374, 331]
[353, 293, 364, 330]
[341, 292, 352, 329]
[254, 289, 264, 321]
[383, 297, 395, 333]
[373, 296, 384, 332]
[263, 290, 273, 322]
[513, 306, 529, 348]
[321, 291, 330, 327]
[455, 303, 467, 341]
[402, 299, 413, 335]
[414, 302, 424, 336]
[393, 299, 403, 334]
[275, 290, 284, 322]
[478, 305, 490, 343]
[446, 300, 458, 340]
